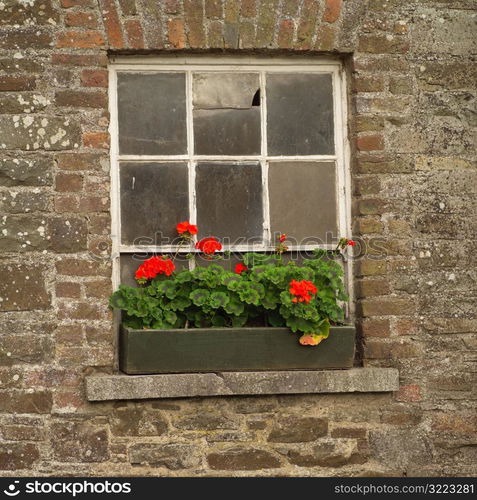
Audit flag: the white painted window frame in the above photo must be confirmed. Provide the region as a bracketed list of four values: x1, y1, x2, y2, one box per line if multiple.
[109, 55, 353, 314]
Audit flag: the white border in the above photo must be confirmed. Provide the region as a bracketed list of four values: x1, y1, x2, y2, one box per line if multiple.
[109, 56, 352, 312]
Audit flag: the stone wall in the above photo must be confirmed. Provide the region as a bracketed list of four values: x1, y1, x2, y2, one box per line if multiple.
[0, 0, 476, 477]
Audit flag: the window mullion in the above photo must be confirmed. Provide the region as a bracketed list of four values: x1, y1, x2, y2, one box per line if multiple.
[260, 70, 270, 247]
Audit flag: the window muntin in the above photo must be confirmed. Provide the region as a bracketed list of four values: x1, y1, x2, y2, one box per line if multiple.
[110, 57, 351, 298]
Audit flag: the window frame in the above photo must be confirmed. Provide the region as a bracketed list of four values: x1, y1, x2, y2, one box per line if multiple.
[109, 55, 353, 314]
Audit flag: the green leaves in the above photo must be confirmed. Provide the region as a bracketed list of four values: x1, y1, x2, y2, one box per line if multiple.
[110, 250, 347, 341]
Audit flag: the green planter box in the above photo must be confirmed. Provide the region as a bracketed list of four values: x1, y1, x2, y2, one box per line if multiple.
[119, 325, 356, 374]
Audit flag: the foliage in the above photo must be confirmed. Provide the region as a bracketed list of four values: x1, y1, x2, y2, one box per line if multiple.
[110, 248, 349, 345]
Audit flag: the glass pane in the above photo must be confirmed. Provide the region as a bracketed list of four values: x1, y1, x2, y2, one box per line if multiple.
[196, 162, 263, 243]
[120, 162, 188, 245]
[193, 72, 260, 109]
[194, 109, 261, 155]
[193, 72, 261, 155]
[268, 161, 337, 242]
[118, 72, 187, 155]
[267, 73, 334, 155]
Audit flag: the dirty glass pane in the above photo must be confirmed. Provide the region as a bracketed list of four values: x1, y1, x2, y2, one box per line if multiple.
[120, 253, 189, 287]
[194, 109, 261, 155]
[118, 72, 187, 155]
[193, 72, 260, 109]
[120, 162, 188, 245]
[196, 162, 263, 243]
[193, 72, 261, 155]
[268, 161, 337, 242]
[266, 73, 334, 155]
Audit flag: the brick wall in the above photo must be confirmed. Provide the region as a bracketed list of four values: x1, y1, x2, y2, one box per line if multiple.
[0, 0, 475, 476]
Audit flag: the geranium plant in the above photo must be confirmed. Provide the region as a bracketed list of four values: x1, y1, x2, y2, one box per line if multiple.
[110, 222, 354, 346]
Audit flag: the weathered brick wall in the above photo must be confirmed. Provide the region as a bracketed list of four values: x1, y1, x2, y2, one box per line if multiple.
[0, 0, 476, 476]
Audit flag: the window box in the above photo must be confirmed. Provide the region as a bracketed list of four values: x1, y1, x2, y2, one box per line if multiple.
[119, 325, 355, 375]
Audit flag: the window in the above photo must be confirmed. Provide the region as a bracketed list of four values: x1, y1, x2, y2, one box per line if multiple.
[109, 56, 351, 305]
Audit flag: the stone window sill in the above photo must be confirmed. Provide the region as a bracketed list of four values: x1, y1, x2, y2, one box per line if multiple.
[85, 367, 399, 401]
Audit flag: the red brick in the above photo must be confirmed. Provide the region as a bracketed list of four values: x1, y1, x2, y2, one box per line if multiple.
[55, 195, 80, 212]
[55, 90, 107, 108]
[83, 132, 110, 149]
[56, 153, 104, 171]
[125, 20, 144, 49]
[0, 76, 36, 91]
[99, 0, 125, 49]
[56, 282, 81, 299]
[84, 279, 112, 299]
[55, 258, 110, 277]
[55, 173, 83, 192]
[51, 53, 108, 67]
[79, 195, 109, 212]
[56, 30, 105, 48]
[81, 69, 108, 88]
[119, 0, 137, 15]
[205, 0, 222, 18]
[361, 318, 390, 338]
[168, 18, 186, 49]
[356, 135, 385, 151]
[322, 0, 342, 23]
[364, 340, 421, 359]
[432, 414, 477, 434]
[393, 318, 419, 336]
[53, 391, 85, 413]
[61, 0, 95, 7]
[396, 384, 421, 402]
[184, 0, 206, 48]
[357, 279, 390, 297]
[65, 11, 99, 28]
[360, 297, 416, 317]
[164, 0, 180, 13]
[0, 29, 52, 49]
[354, 76, 385, 93]
[58, 301, 100, 320]
[277, 19, 294, 48]
[241, 0, 256, 18]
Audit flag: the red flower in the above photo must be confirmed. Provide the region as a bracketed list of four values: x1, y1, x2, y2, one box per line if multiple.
[135, 256, 175, 281]
[234, 263, 249, 274]
[347, 239, 356, 246]
[289, 279, 318, 304]
[279, 233, 287, 243]
[195, 237, 222, 255]
[176, 221, 198, 235]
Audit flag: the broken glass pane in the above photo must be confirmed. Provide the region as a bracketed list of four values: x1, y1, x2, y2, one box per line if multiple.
[193, 72, 261, 155]
[118, 72, 187, 155]
[267, 73, 334, 155]
[120, 162, 189, 245]
[193, 72, 260, 109]
[196, 162, 263, 243]
[268, 161, 337, 242]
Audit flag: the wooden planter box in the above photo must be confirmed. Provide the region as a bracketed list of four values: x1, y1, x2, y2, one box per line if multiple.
[119, 325, 356, 374]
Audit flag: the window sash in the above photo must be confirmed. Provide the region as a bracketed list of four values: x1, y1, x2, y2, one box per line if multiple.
[109, 57, 352, 311]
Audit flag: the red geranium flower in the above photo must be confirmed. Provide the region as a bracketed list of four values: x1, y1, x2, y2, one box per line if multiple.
[135, 256, 175, 281]
[195, 237, 222, 255]
[279, 233, 287, 243]
[176, 221, 198, 235]
[234, 262, 249, 274]
[347, 239, 356, 246]
[289, 279, 318, 303]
